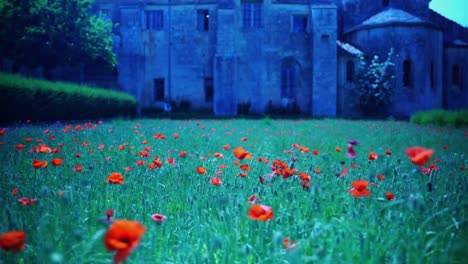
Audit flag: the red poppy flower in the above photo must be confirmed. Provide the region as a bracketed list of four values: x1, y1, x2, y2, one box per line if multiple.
[314, 167, 321, 174]
[104, 220, 145, 264]
[405, 146, 434, 166]
[223, 145, 230, 150]
[0, 230, 26, 252]
[241, 137, 248, 141]
[347, 179, 371, 198]
[368, 152, 378, 161]
[385, 149, 392, 156]
[240, 164, 251, 171]
[12, 188, 19, 196]
[74, 165, 84, 172]
[51, 158, 63, 167]
[210, 177, 222, 186]
[107, 172, 124, 184]
[237, 172, 248, 177]
[283, 237, 297, 251]
[173, 133, 179, 139]
[377, 174, 385, 181]
[313, 150, 319, 156]
[32, 159, 48, 169]
[385, 191, 395, 201]
[196, 166, 207, 174]
[151, 213, 167, 224]
[339, 167, 349, 178]
[233, 146, 253, 160]
[247, 204, 274, 221]
[214, 152, 224, 158]
[106, 209, 114, 222]
[335, 146, 342, 152]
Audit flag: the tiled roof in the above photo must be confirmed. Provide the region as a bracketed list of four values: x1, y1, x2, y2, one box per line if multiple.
[346, 8, 439, 33]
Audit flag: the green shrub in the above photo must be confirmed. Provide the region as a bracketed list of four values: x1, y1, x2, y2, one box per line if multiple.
[410, 109, 468, 127]
[0, 72, 137, 123]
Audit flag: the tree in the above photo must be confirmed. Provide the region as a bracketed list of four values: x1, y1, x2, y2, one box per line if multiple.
[0, 0, 116, 77]
[354, 49, 396, 116]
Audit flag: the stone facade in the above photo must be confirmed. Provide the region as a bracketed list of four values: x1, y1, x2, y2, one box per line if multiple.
[93, 0, 468, 117]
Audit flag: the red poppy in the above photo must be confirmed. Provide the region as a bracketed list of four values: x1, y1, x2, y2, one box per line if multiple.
[312, 150, 319, 156]
[18, 197, 37, 206]
[335, 146, 342, 152]
[347, 179, 371, 198]
[339, 167, 349, 178]
[314, 167, 321, 174]
[241, 137, 248, 141]
[214, 152, 224, 158]
[106, 209, 114, 222]
[15, 144, 25, 151]
[377, 174, 385, 181]
[240, 164, 251, 171]
[0, 230, 26, 252]
[74, 165, 84, 172]
[283, 237, 297, 251]
[385, 192, 395, 201]
[405, 146, 434, 166]
[12, 188, 19, 196]
[104, 220, 145, 264]
[368, 152, 378, 161]
[107, 172, 124, 184]
[173, 133, 179, 139]
[151, 213, 167, 225]
[32, 159, 48, 169]
[259, 176, 265, 184]
[385, 149, 392, 156]
[196, 167, 207, 174]
[237, 172, 248, 177]
[233, 146, 253, 160]
[210, 177, 222, 186]
[247, 204, 274, 221]
[51, 158, 63, 167]
[223, 145, 230, 150]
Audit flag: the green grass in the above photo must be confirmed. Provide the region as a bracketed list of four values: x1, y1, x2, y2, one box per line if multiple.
[0, 119, 467, 263]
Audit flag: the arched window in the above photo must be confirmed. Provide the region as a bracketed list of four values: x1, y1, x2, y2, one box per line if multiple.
[403, 59, 412, 87]
[281, 60, 298, 100]
[383, 0, 390, 7]
[452, 64, 460, 86]
[346, 60, 355, 82]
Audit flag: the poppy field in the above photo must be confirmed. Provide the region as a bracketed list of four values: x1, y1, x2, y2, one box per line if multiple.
[1, 118, 467, 263]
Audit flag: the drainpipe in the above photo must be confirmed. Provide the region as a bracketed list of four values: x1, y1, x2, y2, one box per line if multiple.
[167, 0, 172, 101]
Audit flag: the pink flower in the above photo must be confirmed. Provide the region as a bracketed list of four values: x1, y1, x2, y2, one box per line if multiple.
[150, 213, 167, 225]
[347, 144, 357, 159]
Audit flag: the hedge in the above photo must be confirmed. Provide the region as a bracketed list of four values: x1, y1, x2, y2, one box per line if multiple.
[0, 72, 137, 123]
[410, 109, 468, 127]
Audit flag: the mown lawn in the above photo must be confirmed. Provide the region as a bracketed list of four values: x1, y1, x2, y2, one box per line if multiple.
[0, 118, 467, 264]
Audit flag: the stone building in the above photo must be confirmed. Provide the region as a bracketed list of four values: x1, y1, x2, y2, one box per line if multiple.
[92, 0, 468, 117]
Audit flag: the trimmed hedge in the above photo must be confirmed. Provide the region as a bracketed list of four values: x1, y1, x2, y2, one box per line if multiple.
[0, 72, 137, 123]
[410, 109, 468, 127]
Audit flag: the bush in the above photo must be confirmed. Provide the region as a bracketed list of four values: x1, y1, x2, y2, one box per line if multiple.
[0, 72, 137, 123]
[410, 109, 468, 127]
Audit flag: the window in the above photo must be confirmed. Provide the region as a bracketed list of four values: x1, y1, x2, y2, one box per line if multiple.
[403, 59, 412, 87]
[154, 78, 165, 101]
[281, 63, 296, 99]
[197, 9, 209, 31]
[145, 10, 163, 30]
[452, 64, 460, 86]
[292, 15, 307, 33]
[242, 1, 262, 28]
[346, 60, 355, 82]
[383, 0, 390, 7]
[204, 78, 214, 102]
[430, 61, 435, 90]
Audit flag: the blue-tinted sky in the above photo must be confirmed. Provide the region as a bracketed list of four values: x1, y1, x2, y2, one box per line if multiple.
[429, 0, 468, 27]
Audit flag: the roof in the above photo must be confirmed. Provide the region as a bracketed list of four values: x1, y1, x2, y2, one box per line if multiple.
[337, 40, 363, 56]
[346, 8, 440, 34]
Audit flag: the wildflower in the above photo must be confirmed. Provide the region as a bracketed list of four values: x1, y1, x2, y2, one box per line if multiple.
[32, 159, 48, 169]
[18, 197, 36, 206]
[240, 164, 251, 171]
[338, 166, 349, 178]
[259, 176, 265, 184]
[299, 172, 310, 189]
[368, 152, 378, 161]
[241, 137, 248, 141]
[347, 179, 371, 198]
[237, 172, 248, 177]
[74, 165, 84, 172]
[313, 150, 319, 156]
[335, 146, 342, 152]
[223, 145, 230, 150]
[314, 167, 321, 174]
[283, 237, 297, 251]
[347, 144, 357, 159]
[104, 220, 145, 264]
[385, 192, 395, 201]
[0, 231, 26, 252]
[106, 209, 114, 222]
[12, 188, 19, 196]
[51, 158, 63, 167]
[150, 214, 167, 225]
[377, 174, 385, 181]
[233, 146, 253, 160]
[196, 166, 207, 174]
[107, 172, 124, 184]
[405, 146, 434, 166]
[214, 152, 224, 158]
[173, 133, 179, 139]
[247, 195, 260, 204]
[210, 177, 222, 186]
[15, 144, 25, 151]
[247, 204, 274, 221]
[178, 151, 187, 157]
[385, 149, 392, 156]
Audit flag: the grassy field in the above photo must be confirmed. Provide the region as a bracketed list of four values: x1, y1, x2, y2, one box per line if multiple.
[0, 118, 467, 264]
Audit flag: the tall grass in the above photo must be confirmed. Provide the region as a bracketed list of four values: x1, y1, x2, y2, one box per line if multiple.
[0, 119, 467, 263]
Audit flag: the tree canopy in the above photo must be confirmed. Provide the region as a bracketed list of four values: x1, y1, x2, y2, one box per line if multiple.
[0, 0, 116, 72]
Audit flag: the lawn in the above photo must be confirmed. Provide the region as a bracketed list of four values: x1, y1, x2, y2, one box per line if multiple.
[0, 118, 467, 264]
